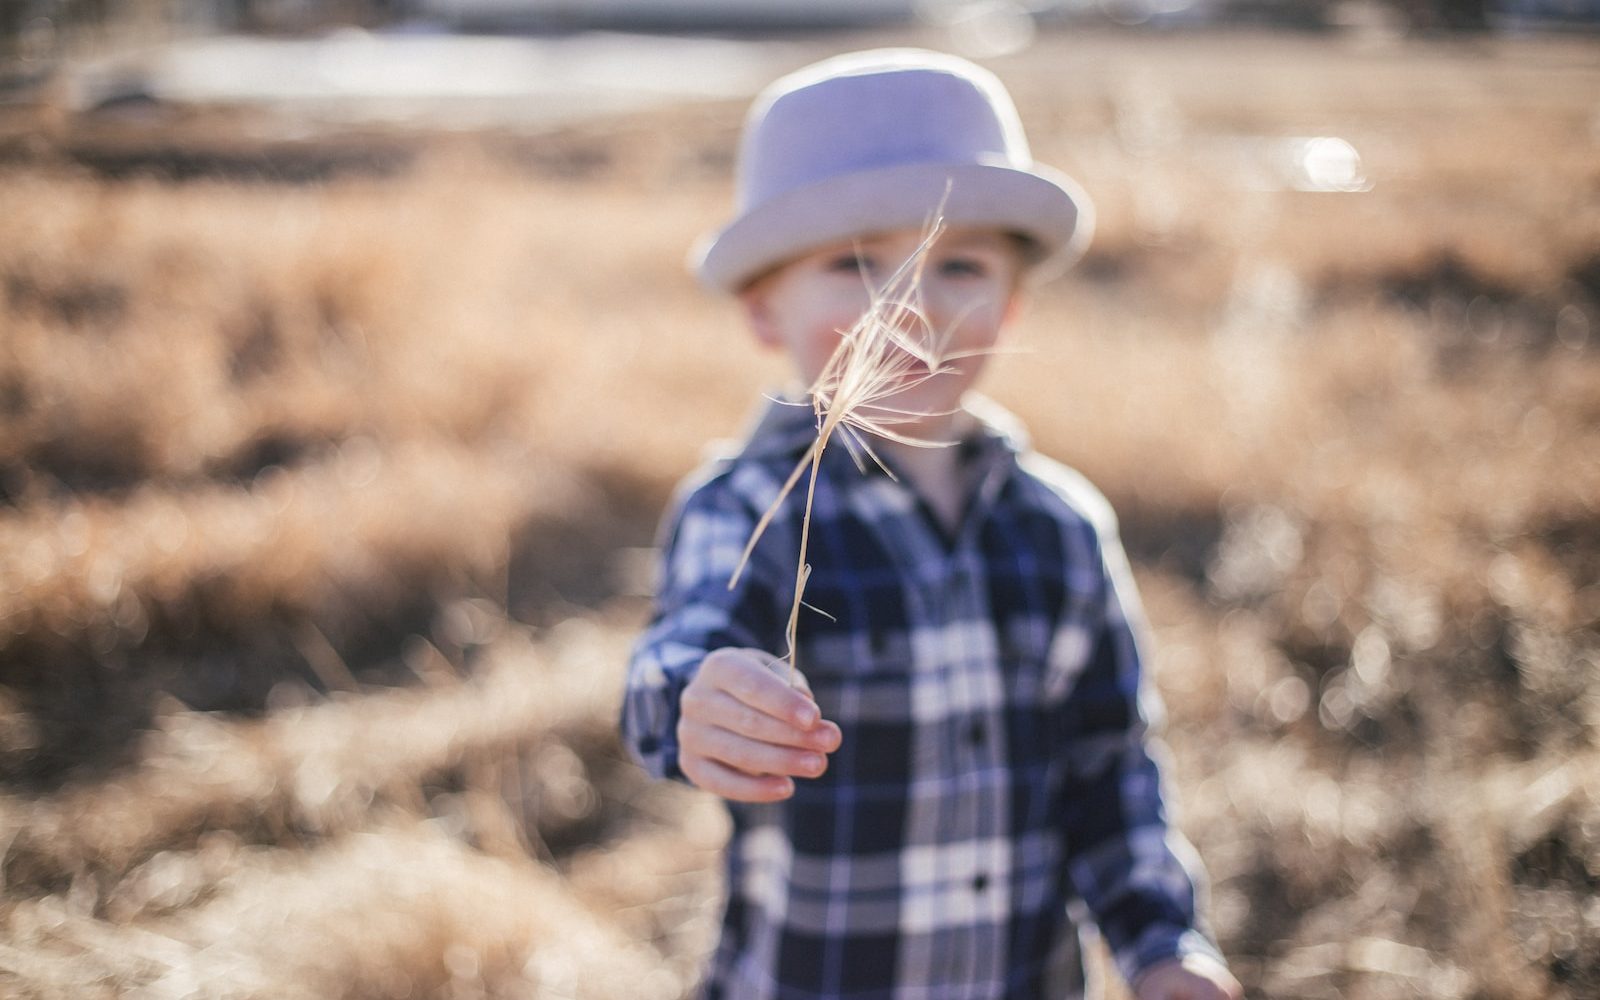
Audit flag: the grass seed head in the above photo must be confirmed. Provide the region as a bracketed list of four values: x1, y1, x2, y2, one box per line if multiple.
[728, 217, 981, 677]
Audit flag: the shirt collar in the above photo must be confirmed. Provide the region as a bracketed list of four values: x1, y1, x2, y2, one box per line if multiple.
[732, 390, 1031, 471]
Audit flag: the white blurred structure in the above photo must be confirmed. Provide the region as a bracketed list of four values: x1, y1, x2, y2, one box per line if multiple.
[67, 29, 792, 125]
[410, 0, 925, 28]
[402, 0, 1048, 57]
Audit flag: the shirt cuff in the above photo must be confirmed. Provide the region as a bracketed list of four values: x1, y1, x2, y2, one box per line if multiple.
[626, 729, 686, 783]
[1120, 927, 1227, 992]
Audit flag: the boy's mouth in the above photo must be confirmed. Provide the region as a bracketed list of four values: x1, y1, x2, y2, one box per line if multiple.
[886, 341, 940, 375]
[886, 360, 933, 387]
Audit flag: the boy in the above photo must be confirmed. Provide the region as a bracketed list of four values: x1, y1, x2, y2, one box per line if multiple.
[621, 49, 1242, 1000]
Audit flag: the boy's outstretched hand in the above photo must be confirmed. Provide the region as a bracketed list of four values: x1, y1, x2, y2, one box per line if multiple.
[677, 647, 842, 802]
[1134, 954, 1244, 1000]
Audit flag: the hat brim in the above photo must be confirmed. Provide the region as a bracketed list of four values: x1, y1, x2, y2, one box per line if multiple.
[692, 160, 1093, 293]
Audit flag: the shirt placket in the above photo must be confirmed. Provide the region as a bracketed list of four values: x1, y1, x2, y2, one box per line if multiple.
[945, 551, 1011, 996]
[907, 459, 1012, 997]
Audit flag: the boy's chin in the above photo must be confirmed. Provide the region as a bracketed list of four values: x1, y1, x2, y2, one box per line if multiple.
[870, 391, 969, 441]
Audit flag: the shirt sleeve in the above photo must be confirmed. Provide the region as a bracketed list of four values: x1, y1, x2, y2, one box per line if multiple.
[620, 470, 793, 783]
[1056, 524, 1227, 987]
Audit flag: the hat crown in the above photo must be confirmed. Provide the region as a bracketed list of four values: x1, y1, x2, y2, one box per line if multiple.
[692, 47, 1089, 293]
[736, 50, 1032, 214]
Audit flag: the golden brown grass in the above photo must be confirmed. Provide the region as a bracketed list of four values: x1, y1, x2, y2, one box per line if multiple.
[0, 24, 1596, 1000]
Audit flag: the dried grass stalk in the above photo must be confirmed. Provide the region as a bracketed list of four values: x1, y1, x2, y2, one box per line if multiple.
[729, 218, 970, 681]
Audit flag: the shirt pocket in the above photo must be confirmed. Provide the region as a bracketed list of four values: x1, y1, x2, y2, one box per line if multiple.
[784, 626, 919, 855]
[793, 624, 917, 783]
[795, 622, 911, 701]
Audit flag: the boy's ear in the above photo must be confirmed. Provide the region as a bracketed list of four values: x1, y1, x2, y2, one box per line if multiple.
[739, 283, 781, 348]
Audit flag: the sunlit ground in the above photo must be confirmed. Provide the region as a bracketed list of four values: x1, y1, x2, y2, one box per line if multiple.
[0, 23, 1597, 1000]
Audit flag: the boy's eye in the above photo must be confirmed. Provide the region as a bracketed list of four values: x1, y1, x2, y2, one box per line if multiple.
[937, 256, 990, 278]
[826, 252, 874, 275]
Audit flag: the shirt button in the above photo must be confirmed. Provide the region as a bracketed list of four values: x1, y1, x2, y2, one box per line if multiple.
[972, 873, 989, 892]
[967, 721, 986, 745]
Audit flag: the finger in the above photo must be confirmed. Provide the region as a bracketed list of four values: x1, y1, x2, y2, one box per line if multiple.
[787, 665, 816, 699]
[702, 690, 838, 750]
[679, 684, 834, 756]
[703, 649, 821, 728]
[681, 756, 795, 803]
[813, 719, 842, 752]
[681, 719, 828, 779]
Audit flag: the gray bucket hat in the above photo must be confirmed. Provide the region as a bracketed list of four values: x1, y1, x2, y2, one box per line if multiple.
[692, 48, 1093, 293]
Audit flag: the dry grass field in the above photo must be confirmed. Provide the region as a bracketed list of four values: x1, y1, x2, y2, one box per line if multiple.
[0, 23, 1598, 1000]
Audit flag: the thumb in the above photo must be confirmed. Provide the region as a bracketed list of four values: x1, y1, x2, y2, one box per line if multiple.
[789, 665, 815, 699]
[756, 650, 813, 698]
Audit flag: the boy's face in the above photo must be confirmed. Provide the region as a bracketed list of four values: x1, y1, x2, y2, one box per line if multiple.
[739, 227, 1025, 439]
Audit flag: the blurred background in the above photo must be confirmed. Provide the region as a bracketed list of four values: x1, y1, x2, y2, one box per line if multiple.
[0, 1, 1597, 998]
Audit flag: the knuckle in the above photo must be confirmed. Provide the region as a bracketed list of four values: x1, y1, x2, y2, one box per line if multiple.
[772, 747, 810, 776]
[676, 721, 704, 753]
[704, 647, 751, 675]
[679, 756, 705, 784]
[679, 684, 707, 713]
[699, 725, 732, 760]
[694, 654, 727, 686]
[701, 648, 733, 670]
[733, 702, 770, 737]
[713, 652, 763, 692]
[684, 760, 726, 796]
[737, 668, 785, 707]
[720, 652, 755, 681]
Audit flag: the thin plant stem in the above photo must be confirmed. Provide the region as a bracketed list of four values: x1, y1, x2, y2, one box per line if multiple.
[785, 442, 824, 677]
[728, 214, 974, 686]
[728, 436, 818, 592]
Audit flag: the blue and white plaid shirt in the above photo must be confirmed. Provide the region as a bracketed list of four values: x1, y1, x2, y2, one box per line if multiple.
[622, 396, 1221, 1000]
